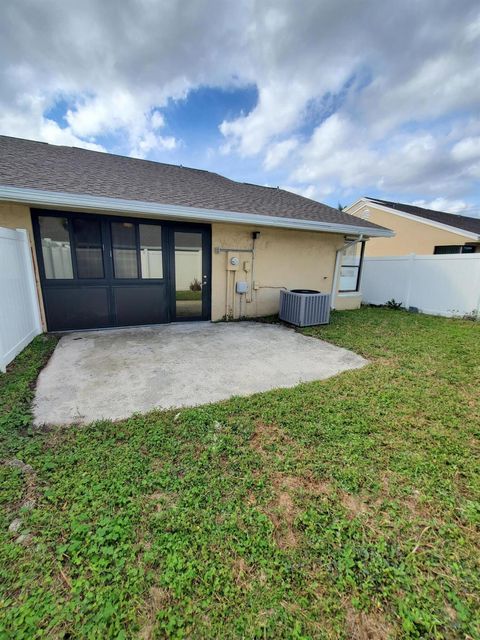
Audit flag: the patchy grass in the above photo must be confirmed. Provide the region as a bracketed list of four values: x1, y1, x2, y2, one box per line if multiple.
[0, 308, 479, 638]
[175, 290, 202, 301]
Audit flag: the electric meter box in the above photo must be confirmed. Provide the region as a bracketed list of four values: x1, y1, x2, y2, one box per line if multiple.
[236, 281, 249, 294]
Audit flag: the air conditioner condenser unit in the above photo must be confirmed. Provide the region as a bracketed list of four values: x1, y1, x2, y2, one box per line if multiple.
[279, 289, 331, 326]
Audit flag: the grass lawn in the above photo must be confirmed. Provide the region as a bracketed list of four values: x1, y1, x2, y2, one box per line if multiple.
[176, 290, 202, 301]
[1, 308, 479, 639]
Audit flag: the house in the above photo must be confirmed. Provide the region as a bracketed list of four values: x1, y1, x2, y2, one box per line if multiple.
[346, 197, 480, 256]
[0, 136, 392, 332]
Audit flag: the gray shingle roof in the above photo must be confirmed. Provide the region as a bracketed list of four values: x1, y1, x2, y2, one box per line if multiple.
[368, 197, 480, 236]
[0, 135, 388, 232]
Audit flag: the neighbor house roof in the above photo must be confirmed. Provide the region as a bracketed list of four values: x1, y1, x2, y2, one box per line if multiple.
[0, 135, 392, 236]
[365, 197, 480, 237]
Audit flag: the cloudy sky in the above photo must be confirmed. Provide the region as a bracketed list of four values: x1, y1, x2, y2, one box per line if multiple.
[1, 0, 480, 215]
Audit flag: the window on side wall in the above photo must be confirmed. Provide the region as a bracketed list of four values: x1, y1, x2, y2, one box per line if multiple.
[433, 245, 476, 254]
[339, 241, 365, 293]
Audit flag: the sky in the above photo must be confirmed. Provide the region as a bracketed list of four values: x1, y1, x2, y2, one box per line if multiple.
[1, 0, 480, 216]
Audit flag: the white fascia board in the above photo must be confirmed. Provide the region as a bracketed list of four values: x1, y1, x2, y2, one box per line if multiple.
[345, 198, 369, 215]
[0, 185, 395, 237]
[346, 197, 480, 241]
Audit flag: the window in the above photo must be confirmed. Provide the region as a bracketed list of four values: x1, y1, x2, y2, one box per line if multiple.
[339, 241, 365, 292]
[39, 216, 73, 279]
[111, 222, 138, 278]
[434, 245, 477, 254]
[139, 224, 163, 278]
[73, 218, 104, 278]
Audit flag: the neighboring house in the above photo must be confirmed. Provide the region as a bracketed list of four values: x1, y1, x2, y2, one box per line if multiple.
[346, 197, 480, 256]
[0, 136, 392, 332]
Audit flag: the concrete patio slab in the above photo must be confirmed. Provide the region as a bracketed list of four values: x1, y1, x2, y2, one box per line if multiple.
[33, 322, 367, 425]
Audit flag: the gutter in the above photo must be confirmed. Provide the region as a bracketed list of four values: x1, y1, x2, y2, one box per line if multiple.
[0, 185, 394, 238]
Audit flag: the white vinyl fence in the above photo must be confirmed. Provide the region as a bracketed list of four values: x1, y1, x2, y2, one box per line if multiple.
[0, 227, 42, 372]
[361, 253, 480, 319]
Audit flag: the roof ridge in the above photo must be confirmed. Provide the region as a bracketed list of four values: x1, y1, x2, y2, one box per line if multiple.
[367, 196, 480, 222]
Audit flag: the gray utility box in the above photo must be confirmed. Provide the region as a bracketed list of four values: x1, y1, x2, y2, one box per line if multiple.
[279, 289, 331, 326]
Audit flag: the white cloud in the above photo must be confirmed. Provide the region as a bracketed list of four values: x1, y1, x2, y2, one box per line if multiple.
[65, 91, 178, 157]
[217, 1, 480, 204]
[0, 91, 105, 151]
[263, 137, 298, 169]
[129, 131, 177, 159]
[0, 0, 479, 210]
[282, 183, 333, 200]
[0, 0, 252, 154]
[411, 198, 478, 216]
[451, 136, 480, 162]
[288, 112, 480, 201]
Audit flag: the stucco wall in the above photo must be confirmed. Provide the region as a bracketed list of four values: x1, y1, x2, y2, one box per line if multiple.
[0, 202, 362, 328]
[211, 222, 349, 320]
[335, 292, 363, 310]
[349, 203, 476, 256]
[0, 202, 46, 329]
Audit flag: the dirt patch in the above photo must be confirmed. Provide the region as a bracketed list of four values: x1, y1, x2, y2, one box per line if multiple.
[345, 605, 395, 639]
[246, 490, 257, 506]
[373, 356, 399, 367]
[248, 460, 334, 549]
[262, 472, 331, 549]
[3, 458, 39, 511]
[282, 473, 332, 497]
[444, 603, 457, 622]
[250, 421, 294, 459]
[249, 423, 336, 548]
[231, 556, 257, 590]
[372, 473, 432, 522]
[341, 492, 369, 517]
[403, 489, 430, 519]
[138, 586, 173, 640]
[262, 472, 300, 549]
[150, 459, 163, 473]
[148, 490, 177, 511]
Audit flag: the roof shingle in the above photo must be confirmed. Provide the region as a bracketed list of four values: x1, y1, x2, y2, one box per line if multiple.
[0, 135, 387, 232]
[368, 197, 480, 236]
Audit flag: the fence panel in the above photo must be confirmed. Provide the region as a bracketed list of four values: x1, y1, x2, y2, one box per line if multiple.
[361, 253, 480, 318]
[0, 227, 42, 371]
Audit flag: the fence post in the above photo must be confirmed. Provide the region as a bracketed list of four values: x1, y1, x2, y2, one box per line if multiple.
[404, 253, 416, 309]
[0, 325, 5, 372]
[475, 259, 480, 321]
[0, 227, 43, 372]
[17, 229, 42, 333]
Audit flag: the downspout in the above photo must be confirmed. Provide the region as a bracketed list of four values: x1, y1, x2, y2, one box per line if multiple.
[250, 233, 257, 306]
[331, 234, 365, 309]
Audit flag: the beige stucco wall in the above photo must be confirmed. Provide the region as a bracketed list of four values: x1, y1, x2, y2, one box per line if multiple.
[211, 222, 351, 320]
[0, 201, 363, 328]
[349, 203, 478, 256]
[335, 292, 363, 310]
[0, 202, 47, 329]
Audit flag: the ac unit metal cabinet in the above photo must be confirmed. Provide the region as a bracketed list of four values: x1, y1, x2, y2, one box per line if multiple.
[279, 289, 331, 326]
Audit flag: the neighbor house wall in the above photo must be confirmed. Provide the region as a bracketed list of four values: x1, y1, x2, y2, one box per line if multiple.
[348, 203, 476, 256]
[0, 202, 46, 329]
[211, 222, 350, 320]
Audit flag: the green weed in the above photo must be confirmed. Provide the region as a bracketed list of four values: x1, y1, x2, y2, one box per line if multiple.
[0, 309, 479, 638]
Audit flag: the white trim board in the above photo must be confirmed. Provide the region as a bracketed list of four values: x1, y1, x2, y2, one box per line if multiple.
[346, 198, 480, 241]
[364, 253, 480, 261]
[0, 185, 394, 238]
